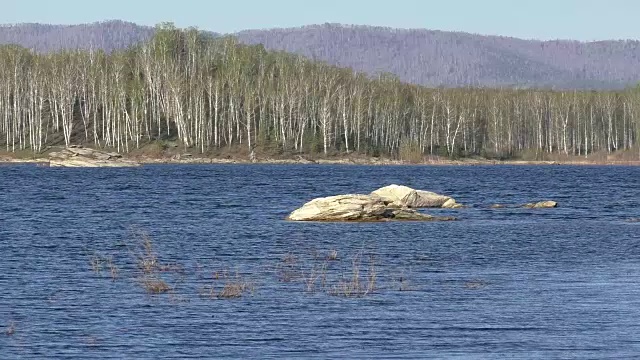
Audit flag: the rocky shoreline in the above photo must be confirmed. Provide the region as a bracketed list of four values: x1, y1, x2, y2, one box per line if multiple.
[2, 146, 639, 167]
[1, 146, 140, 167]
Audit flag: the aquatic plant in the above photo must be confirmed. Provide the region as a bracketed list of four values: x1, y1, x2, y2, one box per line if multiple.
[90, 255, 103, 274]
[464, 280, 488, 290]
[5, 321, 15, 336]
[275, 253, 302, 283]
[106, 256, 119, 281]
[87, 230, 198, 299]
[87, 229, 412, 302]
[329, 252, 377, 298]
[199, 269, 254, 300]
[131, 231, 159, 275]
[218, 282, 253, 299]
[286, 249, 379, 298]
[89, 254, 119, 281]
[140, 276, 172, 294]
[302, 261, 328, 293]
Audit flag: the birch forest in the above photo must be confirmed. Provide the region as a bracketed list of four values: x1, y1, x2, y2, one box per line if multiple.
[1, 23, 639, 159]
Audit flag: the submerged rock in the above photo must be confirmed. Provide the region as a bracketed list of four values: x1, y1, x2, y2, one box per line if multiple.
[370, 184, 453, 208]
[442, 198, 466, 209]
[48, 146, 140, 167]
[522, 201, 558, 209]
[287, 194, 456, 222]
[490, 204, 507, 209]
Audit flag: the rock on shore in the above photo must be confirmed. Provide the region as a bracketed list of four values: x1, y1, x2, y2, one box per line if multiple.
[48, 146, 140, 167]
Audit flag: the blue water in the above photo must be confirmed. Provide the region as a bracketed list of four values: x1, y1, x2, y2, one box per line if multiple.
[1, 164, 639, 359]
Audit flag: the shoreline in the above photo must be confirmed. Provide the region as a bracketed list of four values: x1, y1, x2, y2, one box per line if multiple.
[2, 153, 640, 166]
[1, 144, 639, 166]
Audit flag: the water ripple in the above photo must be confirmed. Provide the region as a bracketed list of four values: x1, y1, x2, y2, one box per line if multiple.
[1, 164, 639, 359]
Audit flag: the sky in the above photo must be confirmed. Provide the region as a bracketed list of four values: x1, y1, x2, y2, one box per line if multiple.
[2, 0, 639, 41]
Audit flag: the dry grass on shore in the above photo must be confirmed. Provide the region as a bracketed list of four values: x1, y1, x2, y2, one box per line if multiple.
[4, 143, 640, 166]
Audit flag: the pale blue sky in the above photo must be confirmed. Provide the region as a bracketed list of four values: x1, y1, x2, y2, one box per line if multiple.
[2, 0, 639, 41]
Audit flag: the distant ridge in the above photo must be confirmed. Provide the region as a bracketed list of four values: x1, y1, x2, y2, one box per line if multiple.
[0, 20, 155, 53]
[1, 20, 639, 89]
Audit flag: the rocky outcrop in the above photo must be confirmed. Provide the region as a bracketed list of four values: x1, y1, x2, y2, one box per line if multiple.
[48, 146, 140, 167]
[442, 198, 465, 209]
[522, 201, 558, 209]
[370, 184, 455, 208]
[287, 194, 456, 222]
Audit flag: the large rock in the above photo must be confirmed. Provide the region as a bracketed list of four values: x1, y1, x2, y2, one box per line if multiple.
[49, 159, 139, 167]
[48, 146, 139, 167]
[371, 184, 453, 208]
[522, 201, 558, 209]
[287, 194, 456, 222]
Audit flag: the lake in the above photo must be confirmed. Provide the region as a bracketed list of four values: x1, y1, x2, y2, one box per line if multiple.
[1, 164, 639, 359]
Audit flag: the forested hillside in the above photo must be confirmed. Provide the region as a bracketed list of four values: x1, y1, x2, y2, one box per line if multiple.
[1, 21, 639, 89]
[237, 24, 640, 89]
[0, 21, 154, 53]
[1, 24, 639, 159]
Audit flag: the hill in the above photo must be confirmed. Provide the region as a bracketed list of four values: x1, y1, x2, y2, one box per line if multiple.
[0, 21, 639, 89]
[236, 24, 640, 89]
[0, 20, 155, 53]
